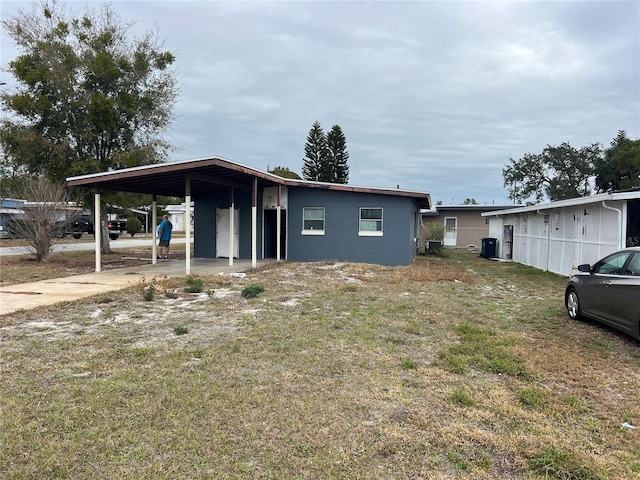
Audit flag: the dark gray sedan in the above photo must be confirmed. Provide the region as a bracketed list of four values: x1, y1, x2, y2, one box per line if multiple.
[565, 247, 640, 340]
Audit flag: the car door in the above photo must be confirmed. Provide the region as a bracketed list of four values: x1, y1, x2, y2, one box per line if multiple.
[581, 251, 633, 321]
[608, 252, 640, 333]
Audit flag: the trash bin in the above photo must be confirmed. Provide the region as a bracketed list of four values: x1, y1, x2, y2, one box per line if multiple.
[481, 238, 497, 258]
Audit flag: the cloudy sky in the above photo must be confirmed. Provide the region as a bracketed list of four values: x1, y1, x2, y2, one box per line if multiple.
[2, 1, 639, 205]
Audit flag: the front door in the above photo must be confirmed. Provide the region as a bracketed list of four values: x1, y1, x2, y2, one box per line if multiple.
[216, 208, 239, 258]
[444, 217, 457, 247]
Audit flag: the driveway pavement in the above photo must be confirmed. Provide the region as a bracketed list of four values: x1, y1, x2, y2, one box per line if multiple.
[0, 258, 269, 316]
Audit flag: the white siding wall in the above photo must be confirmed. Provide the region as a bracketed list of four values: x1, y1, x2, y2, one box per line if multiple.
[489, 200, 625, 276]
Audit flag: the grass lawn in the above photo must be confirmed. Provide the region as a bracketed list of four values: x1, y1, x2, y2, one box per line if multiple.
[1, 251, 638, 479]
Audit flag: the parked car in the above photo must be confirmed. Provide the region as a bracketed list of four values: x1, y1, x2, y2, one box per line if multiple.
[565, 247, 640, 340]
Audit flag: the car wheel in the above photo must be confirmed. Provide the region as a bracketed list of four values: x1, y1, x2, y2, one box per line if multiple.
[566, 288, 582, 320]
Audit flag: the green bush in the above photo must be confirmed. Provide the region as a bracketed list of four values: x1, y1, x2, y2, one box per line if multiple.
[241, 284, 265, 298]
[185, 277, 204, 293]
[126, 217, 142, 237]
[174, 326, 188, 335]
[142, 285, 155, 301]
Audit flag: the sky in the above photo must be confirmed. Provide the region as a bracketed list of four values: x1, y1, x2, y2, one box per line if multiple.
[1, 1, 639, 205]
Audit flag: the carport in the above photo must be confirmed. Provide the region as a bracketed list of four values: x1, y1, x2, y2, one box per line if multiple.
[66, 156, 286, 275]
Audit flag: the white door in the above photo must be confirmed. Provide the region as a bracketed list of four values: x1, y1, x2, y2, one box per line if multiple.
[444, 217, 457, 246]
[216, 208, 239, 258]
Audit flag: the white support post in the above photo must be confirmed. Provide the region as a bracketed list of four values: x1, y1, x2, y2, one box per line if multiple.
[185, 178, 191, 275]
[252, 177, 257, 268]
[94, 192, 101, 272]
[229, 188, 234, 267]
[276, 185, 282, 262]
[152, 197, 158, 264]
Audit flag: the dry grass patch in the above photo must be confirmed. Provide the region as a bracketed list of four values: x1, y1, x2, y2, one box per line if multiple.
[1, 251, 639, 479]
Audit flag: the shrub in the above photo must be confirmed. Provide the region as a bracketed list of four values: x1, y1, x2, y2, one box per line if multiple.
[185, 277, 204, 293]
[126, 217, 142, 237]
[241, 284, 265, 298]
[174, 326, 188, 335]
[142, 285, 155, 301]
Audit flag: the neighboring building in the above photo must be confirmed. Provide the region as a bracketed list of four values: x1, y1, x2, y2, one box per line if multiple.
[482, 190, 640, 276]
[67, 157, 431, 269]
[165, 202, 194, 233]
[421, 205, 517, 249]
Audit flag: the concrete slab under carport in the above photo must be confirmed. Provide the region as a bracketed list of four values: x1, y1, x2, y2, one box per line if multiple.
[0, 258, 273, 316]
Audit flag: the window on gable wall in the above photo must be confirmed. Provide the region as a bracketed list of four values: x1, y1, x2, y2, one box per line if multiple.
[359, 207, 383, 236]
[302, 207, 325, 235]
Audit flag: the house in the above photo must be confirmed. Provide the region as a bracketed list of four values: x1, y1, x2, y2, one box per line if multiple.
[482, 190, 640, 276]
[421, 204, 517, 249]
[66, 157, 431, 273]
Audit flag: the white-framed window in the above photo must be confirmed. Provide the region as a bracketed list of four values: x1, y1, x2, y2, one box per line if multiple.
[359, 207, 383, 236]
[302, 207, 325, 235]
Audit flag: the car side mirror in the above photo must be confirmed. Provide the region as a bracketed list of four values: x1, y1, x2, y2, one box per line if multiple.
[577, 264, 591, 273]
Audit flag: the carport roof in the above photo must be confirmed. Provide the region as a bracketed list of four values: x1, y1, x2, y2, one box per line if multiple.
[66, 156, 431, 209]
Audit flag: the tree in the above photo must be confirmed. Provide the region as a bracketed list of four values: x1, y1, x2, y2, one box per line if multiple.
[1, 0, 178, 252]
[302, 121, 327, 181]
[268, 166, 301, 179]
[503, 142, 601, 203]
[595, 130, 640, 192]
[325, 124, 349, 184]
[6, 177, 80, 262]
[302, 121, 350, 183]
[462, 198, 478, 205]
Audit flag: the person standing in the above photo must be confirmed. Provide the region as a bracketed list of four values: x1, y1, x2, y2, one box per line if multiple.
[157, 214, 173, 259]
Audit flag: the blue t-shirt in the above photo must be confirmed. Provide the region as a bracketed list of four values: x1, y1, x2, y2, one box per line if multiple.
[158, 219, 172, 241]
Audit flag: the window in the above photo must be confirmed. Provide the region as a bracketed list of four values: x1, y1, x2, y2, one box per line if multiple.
[302, 207, 325, 235]
[359, 208, 383, 236]
[624, 253, 640, 276]
[593, 252, 632, 275]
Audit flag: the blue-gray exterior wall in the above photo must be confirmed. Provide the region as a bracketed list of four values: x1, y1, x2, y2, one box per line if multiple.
[287, 187, 419, 266]
[193, 186, 420, 265]
[193, 190, 262, 259]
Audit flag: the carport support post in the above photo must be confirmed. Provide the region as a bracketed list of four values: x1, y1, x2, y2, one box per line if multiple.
[94, 191, 101, 272]
[229, 187, 234, 267]
[276, 185, 282, 262]
[185, 178, 191, 275]
[252, 177, 257, 268]
[152, 196, 157, 264]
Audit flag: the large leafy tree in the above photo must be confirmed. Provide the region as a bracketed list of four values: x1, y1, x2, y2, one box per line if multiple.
[302, 121, 327, 181]
[268, 166, 301, 179]
[503, 142, 601, 203]
[1, 1, 178, 251]
[325, 124, 349, 184]
[595, 130, 640, 192]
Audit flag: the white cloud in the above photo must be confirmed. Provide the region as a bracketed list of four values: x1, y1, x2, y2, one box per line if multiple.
[1, 0, 638, 205]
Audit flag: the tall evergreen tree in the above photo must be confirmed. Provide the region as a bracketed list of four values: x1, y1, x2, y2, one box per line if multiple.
[325, 124, 349, 184]
[302, 121, 327, 181]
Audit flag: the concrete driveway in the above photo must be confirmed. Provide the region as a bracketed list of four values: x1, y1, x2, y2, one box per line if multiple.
[0, 258, 270, 316]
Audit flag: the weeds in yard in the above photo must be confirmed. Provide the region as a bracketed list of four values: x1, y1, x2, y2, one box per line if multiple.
[518, 387, 545, 409]
[173, 326, 188, 335]
[241, 284, 264, 298]
[449, 388, 477, 407]
[437, 323, 533, 379]
[141, 284, 155, 301]
[529, 446, 602, 480]
[185, 276, 204, 293]
[400, 358, 417, 370]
